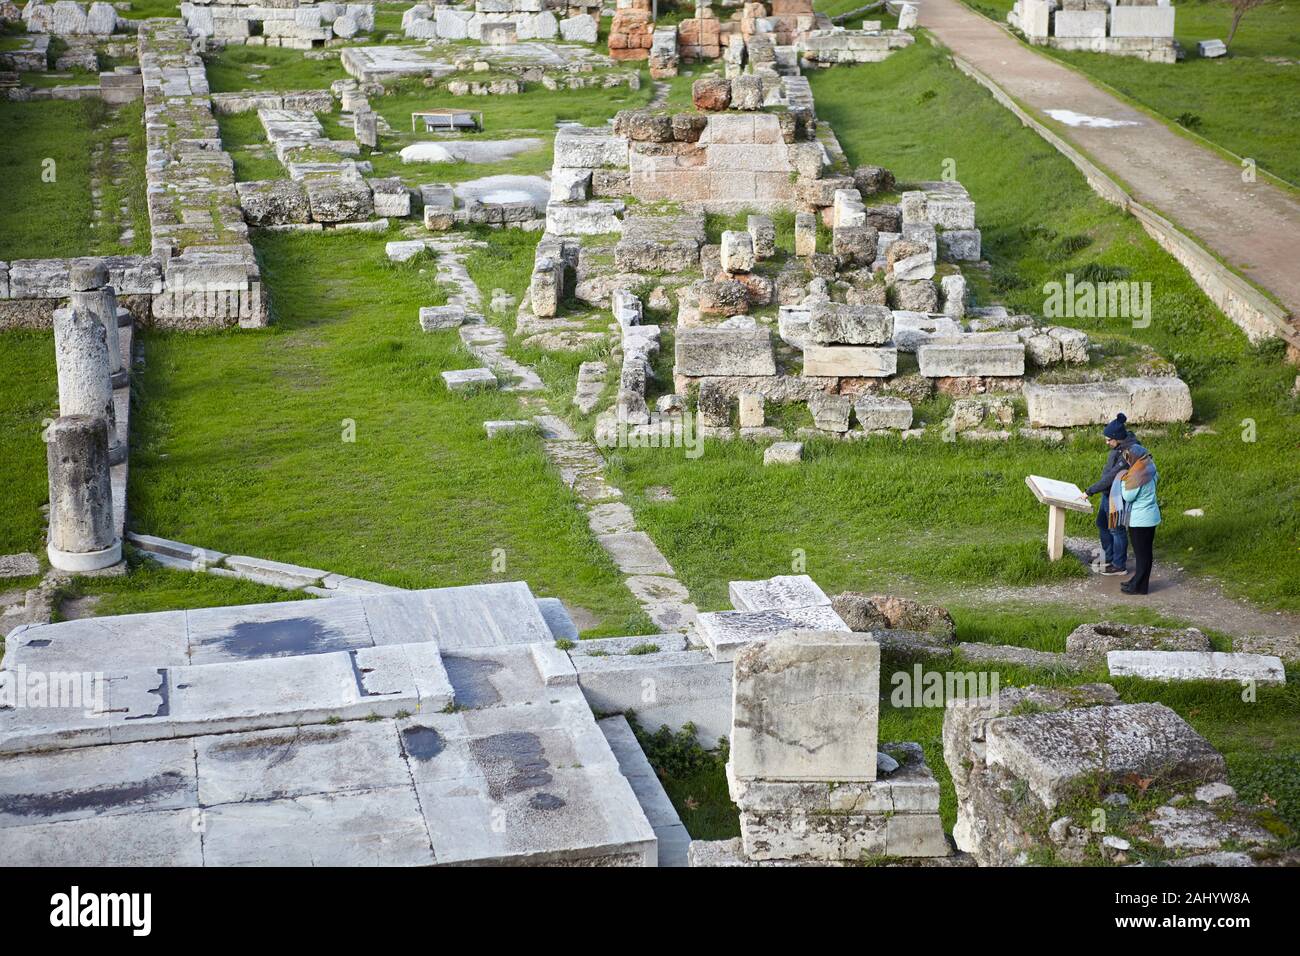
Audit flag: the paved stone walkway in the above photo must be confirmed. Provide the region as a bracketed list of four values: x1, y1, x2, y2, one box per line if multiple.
[919, 0, 1300, 324]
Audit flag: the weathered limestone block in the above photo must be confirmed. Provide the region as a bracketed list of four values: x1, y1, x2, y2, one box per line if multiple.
[46, 415, 119, 572]
[764, 441, 803, 465]
[730, 74, 765, 110]
[890, 279, 938, 313]
[832, 225, 877, 268]
[940, 273, 966, 320]
[917, 340, 1025, 378]
[1023, 377, 1191, 427]
[747, 215, 776, 259]
[728, 574, 831, 613]
[554, 127, 629, 169]
[802, 344, 897, 378]
[368, 178, 410, 218]
[809, 393, 852, 432]
[731, 631, 880, 782]
[560, 14, 598, 42]
[692, 76, 731, 111]
[794, 211, 817, 257]
[938, 228, 981, 262]
[1065, 622, 1211, 657]
[720, 230, 756, 273]
[676, 327, 776, 377]
[853, 165, 895, 196]
[1107, 651, 1286, 686]
[853, 395, 913, 431]
[695, 279, 750, 316]
[545, 200, 624, 235]
[831, 592, 955, 638]
[237, 180, 311, 226]
[737, 390, 764, 428]
[530, 257, 563, 317]
[809, 302, 892, 346]
[305, 178, 374, 224]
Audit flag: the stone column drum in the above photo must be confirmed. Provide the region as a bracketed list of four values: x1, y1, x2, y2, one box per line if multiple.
[69, 258, 124, 384]
[46, 415, 121, 572]
[52, 305, 123, 465]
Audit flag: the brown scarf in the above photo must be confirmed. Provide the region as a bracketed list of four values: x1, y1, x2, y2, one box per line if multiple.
[1121, 451, 1154, 490]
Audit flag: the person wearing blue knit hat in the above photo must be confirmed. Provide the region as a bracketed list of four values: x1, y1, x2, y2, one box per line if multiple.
[1084, 413, 1135, 575]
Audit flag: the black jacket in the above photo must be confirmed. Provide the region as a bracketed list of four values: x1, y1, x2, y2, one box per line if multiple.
[1086, 436, 1137, 497]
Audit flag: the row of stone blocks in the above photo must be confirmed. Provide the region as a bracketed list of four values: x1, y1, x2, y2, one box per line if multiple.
[137, 20, 267, 328]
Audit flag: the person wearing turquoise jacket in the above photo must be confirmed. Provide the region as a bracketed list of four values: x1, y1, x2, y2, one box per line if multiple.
[1107, 444, 1161, 595]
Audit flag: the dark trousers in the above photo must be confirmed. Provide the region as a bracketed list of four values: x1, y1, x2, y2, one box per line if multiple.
[1096, 497, 1128, 569]
[1128, 525, 1156, 594]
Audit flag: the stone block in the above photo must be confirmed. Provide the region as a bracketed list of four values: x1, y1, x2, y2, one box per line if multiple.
[1066, 621, 1211, 657]
[802, 344, 897, 378]
[809, 393, 853, 432]
[938, 229, 981, 262]
[917, 341, 1024, 378]
[675, 327, 775, 377]
[794, 211, 817, 257]
[731, 631, 880, 782]
[1107, 651, 1286, 686]
[1109, 5, 1175, 38]
[720, 230, 756, 273]
[1054, 9, 1106, 38]
[305, 177, 374, 224]
[695, 605, 849, 662]
[747, 215, 776, 259]
[764, 441, 803, 465]
[737, 390, 764, 428]
[853, 395, 913, 430]
[442, 367, 498, 391]
[985, 701, 1225, 809]
[728, 574, 831, 613]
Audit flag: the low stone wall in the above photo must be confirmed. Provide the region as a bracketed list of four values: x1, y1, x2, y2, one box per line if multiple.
[1010, 0, 1176, 64]
[138, 20, 267, 328]
[20, 1, 127, 36]
[0, 255, 158, 330]
[402, 0, 600, 43]
[181, 2, 376, 47]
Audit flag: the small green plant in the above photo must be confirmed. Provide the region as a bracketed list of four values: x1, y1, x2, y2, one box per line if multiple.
[627, 642, 660, 656]
[1176, 111, 1203, 131]
[554, 638, 576, 651]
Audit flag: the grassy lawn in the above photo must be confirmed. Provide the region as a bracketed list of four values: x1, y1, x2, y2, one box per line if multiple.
[0, 332, 58, 558]
[961, 0, 1300, 185]
[115, 228, 650, 635]
[203, 45, 350, 94]
[595, 39, 1300, 617]
[0, 98, 149, 260]
[216, 110, 287, 182]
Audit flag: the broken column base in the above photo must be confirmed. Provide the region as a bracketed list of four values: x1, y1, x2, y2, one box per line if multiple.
[725, 742, 951, 862]
[47, 539, 122, 573]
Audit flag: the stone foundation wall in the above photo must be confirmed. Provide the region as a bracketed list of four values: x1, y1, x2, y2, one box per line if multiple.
[181, 1, 376, 47]
[20, 1, 126, 36]
[1010, 0, 1177, 63]
[138, 20, 267, 329]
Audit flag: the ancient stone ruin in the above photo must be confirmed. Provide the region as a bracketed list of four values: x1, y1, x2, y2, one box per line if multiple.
[1010, 0, 1178, 64]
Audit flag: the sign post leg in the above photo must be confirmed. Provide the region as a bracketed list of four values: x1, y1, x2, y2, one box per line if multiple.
[1046, 505, 1066, 561]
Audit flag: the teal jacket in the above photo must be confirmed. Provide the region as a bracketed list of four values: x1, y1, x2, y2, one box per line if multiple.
[1120, 475, 1161, 528]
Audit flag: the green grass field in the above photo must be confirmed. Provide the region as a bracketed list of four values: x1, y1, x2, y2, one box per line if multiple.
[961, 0, 1300, 185]
[0, 98, 149, 260]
